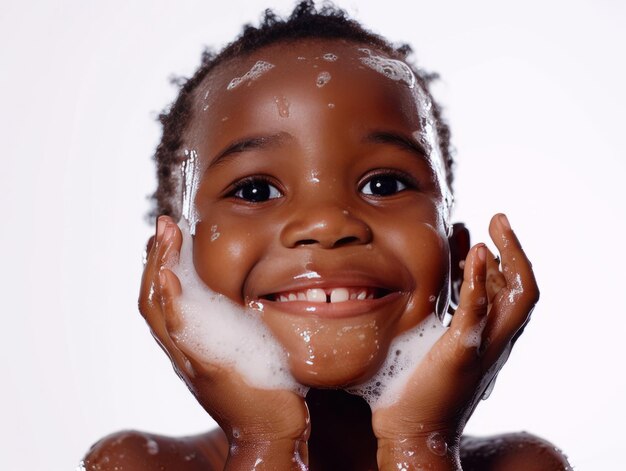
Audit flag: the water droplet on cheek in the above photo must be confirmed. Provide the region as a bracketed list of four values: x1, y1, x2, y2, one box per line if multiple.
[210, 224, 220, 242]
[327, 103, 335, 109]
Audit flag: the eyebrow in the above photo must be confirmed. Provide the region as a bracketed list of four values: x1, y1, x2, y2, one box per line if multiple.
[364, 130, 431, 162]
[208, 132, 290, 169]
[208, 130, 432, 169]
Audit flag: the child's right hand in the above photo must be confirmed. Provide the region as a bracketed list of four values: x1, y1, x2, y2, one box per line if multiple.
[138, 216, 309, 470]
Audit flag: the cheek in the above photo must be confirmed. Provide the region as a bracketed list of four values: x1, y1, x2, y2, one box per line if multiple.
[192, 218, 272, 303]
[384, 221, 450, 333]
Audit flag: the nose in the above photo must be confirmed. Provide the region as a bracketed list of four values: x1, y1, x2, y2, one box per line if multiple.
[280, 206, 372, 249]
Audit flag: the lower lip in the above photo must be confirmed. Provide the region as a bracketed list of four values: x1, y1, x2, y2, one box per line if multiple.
[260, 292, 403, 319]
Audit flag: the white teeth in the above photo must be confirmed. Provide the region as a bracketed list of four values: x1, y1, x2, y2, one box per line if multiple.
[306, 288, 327, 303]
[330, 287, 350, 303]
[273, 287, 375, 303]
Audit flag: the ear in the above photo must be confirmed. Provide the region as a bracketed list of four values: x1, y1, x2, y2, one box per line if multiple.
[448, 222, 471, 306]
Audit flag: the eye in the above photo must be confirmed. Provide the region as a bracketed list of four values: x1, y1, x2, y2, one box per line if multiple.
[360, 172, 410, 196]
[231, 177, 282, 202]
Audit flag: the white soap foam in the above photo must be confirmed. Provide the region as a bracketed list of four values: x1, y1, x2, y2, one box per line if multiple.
[227, 60, 275, 90]
[348, 313, 446, 410]
[171, 221, 303, 393]
[316, 71, 331, 88]
[358, 48, 416, 89]
[508, 272, 523, 303]
[463, 316, 487, 349]
[322, 53, 338, 62]
[145, 437, 159, 455]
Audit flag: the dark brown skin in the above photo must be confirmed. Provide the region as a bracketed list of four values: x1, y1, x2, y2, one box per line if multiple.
[84, 40, 570, 470]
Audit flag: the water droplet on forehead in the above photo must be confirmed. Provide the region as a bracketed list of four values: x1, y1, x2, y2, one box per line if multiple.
[274, 95, 290, 118]
[316, 71, 331, 88]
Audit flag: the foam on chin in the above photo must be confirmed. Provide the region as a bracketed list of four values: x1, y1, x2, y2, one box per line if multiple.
[171, 220, 452, 408]
[348, 314, 446, 410]
[171, 221, 305, 394]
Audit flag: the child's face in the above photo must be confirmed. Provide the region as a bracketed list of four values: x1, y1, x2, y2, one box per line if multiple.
[182, 40, 456, 387]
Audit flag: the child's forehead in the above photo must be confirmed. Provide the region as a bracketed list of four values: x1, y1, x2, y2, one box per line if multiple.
[182, 39, 450, 203]
[196, 39, 418, 107]
[187, 40, 436, 144]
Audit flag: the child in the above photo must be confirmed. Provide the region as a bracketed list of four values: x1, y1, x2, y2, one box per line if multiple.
[83, 2, 570, 469]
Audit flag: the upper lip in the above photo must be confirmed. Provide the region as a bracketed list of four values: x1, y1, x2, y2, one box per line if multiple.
[247, 259, 409, 302]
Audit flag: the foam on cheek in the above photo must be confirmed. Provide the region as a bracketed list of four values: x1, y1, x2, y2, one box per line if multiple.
[172, 221, 304, 394]
[348, 313, 446, 410]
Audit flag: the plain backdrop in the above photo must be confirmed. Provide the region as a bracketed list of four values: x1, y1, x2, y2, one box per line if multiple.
[1, 0, 624, 469]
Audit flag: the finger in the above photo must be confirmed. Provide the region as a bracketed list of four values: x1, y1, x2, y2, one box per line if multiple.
[484, 246, 506, 304]
[139, 216, 182, 348]
[160, 268, 183, 332]
[159, 268, 222, 378]
[442, 243, 489, 369]
[138, 216, 169, 321]
[159, 218, 183, 271]
[156, 267, 199, 376]
[482, 214, 539, 363]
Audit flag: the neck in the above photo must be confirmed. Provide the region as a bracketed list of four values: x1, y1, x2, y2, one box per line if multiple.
[306, 388, 378, 471]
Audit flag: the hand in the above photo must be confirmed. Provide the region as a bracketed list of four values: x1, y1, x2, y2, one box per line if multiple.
[372, 213, 539, 470]
[139, 215, 310, 470]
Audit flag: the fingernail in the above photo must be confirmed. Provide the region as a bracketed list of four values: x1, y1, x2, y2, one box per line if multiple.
[157, 216, 166, 239]
[164, 222, 176, 241]
[477, 244, 487, 262]
[499, 214, 511, 230]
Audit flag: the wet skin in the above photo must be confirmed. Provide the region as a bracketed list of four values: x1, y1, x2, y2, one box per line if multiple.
[189, 40, 456, 387]
[84, 39, 571, 470]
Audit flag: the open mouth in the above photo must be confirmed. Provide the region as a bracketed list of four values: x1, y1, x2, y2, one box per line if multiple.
[262, 287, 391, 304]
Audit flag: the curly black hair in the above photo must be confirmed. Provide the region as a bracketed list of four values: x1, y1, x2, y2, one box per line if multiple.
[151, 0, 454, 219]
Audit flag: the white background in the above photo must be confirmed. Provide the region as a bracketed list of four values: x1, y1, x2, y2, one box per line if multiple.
[1, 0, 624, 469]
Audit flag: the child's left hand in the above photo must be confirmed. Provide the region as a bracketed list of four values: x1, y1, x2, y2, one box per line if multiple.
[372, 213, 539, 467]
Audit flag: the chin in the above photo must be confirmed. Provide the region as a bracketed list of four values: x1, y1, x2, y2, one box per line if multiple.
[286, 342, 390, 388]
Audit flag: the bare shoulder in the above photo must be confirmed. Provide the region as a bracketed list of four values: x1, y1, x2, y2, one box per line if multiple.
[460, 432, 572, 471]
[82, 428, 228, 471]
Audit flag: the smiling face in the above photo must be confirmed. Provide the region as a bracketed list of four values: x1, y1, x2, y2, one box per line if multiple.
[180, 39, 458, 387]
